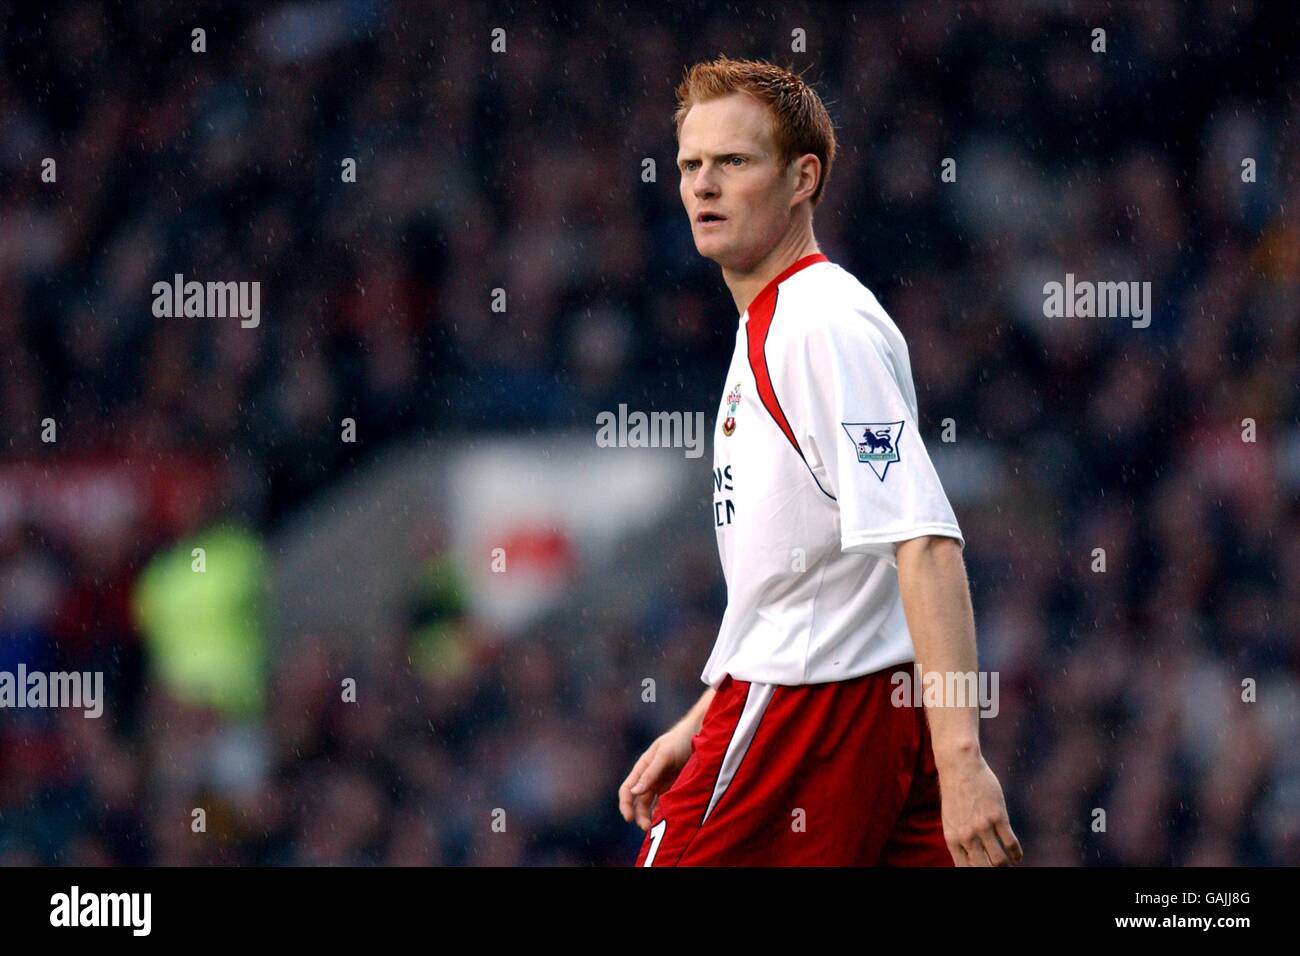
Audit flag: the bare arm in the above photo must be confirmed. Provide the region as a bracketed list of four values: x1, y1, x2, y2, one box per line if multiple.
[619, 686, 716, 831]
[677, 687, 716, 736]
[895, 534, 1022, 866]
[895, 535, 980, 762]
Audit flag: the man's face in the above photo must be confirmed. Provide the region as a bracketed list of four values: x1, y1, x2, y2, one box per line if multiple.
[677, 92, 798, 271]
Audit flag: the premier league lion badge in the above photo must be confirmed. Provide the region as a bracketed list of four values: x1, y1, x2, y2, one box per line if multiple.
[841, 421, 904, 480]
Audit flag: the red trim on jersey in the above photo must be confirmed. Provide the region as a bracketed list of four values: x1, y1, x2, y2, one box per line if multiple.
[744, 252, 828, 460]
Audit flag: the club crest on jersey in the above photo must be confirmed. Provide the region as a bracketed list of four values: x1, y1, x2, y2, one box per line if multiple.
[722, 382, 742, 437]
[842, 421, 904, 481]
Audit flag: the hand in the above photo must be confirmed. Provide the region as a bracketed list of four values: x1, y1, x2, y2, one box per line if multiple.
[618, 723, 696, 831]
[937, 751, 1023, 866]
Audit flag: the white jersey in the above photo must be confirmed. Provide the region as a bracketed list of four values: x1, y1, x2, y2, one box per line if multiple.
[701, 252, 965, 688]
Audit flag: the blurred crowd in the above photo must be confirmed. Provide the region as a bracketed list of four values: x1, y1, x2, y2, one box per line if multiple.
[1, 0, 1297, 865]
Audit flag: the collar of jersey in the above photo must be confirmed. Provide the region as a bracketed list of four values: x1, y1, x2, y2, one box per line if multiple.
[740, 252, 830, 322]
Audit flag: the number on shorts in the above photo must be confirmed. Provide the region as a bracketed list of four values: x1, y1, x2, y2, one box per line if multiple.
[643, 819, 667, 866]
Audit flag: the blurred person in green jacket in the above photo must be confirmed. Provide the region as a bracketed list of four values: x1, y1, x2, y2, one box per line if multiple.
[132, 482, 268, 720]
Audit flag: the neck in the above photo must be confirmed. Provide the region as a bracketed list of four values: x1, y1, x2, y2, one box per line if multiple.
[724, 227, 821, 316]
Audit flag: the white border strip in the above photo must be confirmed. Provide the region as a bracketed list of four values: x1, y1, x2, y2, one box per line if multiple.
[701, 681, 775, 826]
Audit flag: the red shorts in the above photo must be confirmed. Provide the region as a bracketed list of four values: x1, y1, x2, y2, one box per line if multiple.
[635, 662, 953, 866]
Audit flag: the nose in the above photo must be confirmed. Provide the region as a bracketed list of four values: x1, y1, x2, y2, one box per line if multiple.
[693, 162, 719, 200]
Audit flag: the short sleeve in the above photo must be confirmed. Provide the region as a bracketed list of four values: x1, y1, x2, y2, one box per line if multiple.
[786, 312, 964, 567]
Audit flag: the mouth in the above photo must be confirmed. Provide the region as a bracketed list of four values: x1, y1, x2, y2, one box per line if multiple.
[697, 212, 728, 226]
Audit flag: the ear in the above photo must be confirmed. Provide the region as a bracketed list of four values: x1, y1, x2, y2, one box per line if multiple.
[790, 154, 821, 206]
